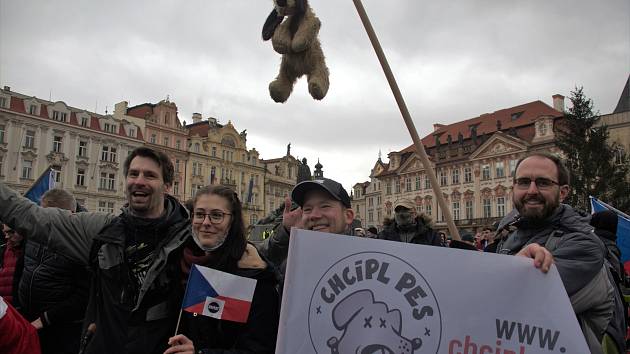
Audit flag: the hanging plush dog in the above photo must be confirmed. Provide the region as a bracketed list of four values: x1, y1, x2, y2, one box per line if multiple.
[262, 0, 330, 103]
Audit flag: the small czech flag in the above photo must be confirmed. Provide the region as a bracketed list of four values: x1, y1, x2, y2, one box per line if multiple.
[181, 264, 257, 323]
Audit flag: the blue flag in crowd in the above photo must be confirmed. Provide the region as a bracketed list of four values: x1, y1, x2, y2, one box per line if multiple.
[24, 168, 55, 205]
[590, 196, 630, 263]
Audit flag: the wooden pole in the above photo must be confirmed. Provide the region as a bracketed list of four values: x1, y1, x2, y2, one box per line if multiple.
[352, 0, 460, 240]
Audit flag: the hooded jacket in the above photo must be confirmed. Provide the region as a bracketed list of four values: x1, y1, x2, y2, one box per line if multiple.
[496, 205, 616, 354]
[0, 180, 191, 354]
[378, 215, 441, 246]
[179, 244, 279, 353]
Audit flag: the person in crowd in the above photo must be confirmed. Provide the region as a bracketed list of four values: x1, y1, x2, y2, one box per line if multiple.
[495, 152, 624, 354]
[366, 226, 378, 239]
[378, 198, 441, 246]
[258, 177, 355, 279]
[18, 188, 90, 354]
[0, 224, 24, 308]
[0, 147, 191, 354]
[591, 210, 624, 280]
[164, 185, 279, 354]
[0, 295, 41, 354]
[354, 228, 366, 237]
[449, 231, 479, 251]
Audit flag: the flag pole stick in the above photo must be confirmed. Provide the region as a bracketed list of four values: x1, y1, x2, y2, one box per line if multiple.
[174, 309, 183, 336]
[351, 0, 460, 240]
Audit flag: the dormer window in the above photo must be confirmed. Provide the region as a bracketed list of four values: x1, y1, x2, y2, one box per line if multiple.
[128, 127, 136, 137]
[80, 117, 89, 127]
[52, 110, 67, 122]
[511, 111, 524, 120]
[0, 96, 7, 108]
[538, 122, 548, 136]
[29, 105, 38, 115]
[104, 123, 117, 133]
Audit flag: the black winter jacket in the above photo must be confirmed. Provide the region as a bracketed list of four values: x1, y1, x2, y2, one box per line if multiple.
[378, 216, 441, 246]
[179, 245, 280, 354]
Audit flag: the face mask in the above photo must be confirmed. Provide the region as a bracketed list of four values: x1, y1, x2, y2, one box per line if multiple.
[395, 212, 415, 227]
[192, 227, 229, 252]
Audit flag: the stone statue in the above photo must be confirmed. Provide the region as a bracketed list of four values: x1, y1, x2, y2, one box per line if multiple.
[297, 158, 312, 183]
[287, 143, 291, 156]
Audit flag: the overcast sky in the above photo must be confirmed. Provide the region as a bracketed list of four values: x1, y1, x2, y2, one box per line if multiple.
[1, 0, 628, 190]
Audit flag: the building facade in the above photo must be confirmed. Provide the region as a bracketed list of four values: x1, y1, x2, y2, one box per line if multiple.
[0, 86, 144, 211]
[261, 147, 301, 215]
[186, 116, 266, 226]
[352, 96, 565, 233]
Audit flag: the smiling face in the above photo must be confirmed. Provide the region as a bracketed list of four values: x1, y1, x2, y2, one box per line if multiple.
[125, 156, 167, 218]
[192, 193, 232, 250]
[512, 156, 569, 221]
[301, 189, 354, 234]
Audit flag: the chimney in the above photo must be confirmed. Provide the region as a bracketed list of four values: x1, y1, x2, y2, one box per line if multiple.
[114, 101, 128, 116]
[552, 94, 565, 112]
[433, 123, 445, 132]
[192, 112, 202, 123]
[3, 86, 9, 91]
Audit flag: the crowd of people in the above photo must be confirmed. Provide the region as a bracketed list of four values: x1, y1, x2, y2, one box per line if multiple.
[0, 147, 627, 354]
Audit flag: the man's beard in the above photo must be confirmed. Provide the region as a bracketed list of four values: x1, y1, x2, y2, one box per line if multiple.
[514, 192, 559, 221]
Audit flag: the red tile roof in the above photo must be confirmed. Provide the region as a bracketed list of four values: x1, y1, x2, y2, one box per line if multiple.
[127, 103, 155, 118]
[10, 96, 26, 113]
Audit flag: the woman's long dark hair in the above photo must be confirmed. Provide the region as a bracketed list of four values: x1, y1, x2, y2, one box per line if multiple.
[192, 185, 247, 269]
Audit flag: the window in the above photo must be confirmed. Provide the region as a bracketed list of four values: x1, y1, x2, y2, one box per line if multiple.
[538, 122, 548, 136]
[104, 123, 117, 133]
[509, 159, 518, 176]
[0, 125, 4, 143]
[98, 201, 107, 212]
[481, 165, 490, 180]
[127, 127, 136, 138]
[368, 211, 374, 222]
[377, 195, 381, 204]
[173, 181, 179, 195]
[99, 172, 116, 190]
[24, 130, 35, 148]
[29, 105, 37, 115]
[250, 214, 258, 225]
[377, 209, 382, 221]
[194, 143, 200, 153]
[452, 169, 460, 184]
[52, 136, 63, 153]
[176, 140, 181, 150]
[76, 168, 86, 186]
[211, 146, 217, 157]
[80, 117, 89, 127]
[415, 176, 421, 190]
[464, 167, 472, 183]
[101, 146, 117, 162]
[394, 180, 400, 194]
[0, 96, 7, 108]
[465, 200, 473, 220]
[439, 170, 448, 186]
[192, 162, 199, 176]
[174, 159, 180, 173]
[405, 178, 411, 192]
[21, 160, 33, 179]
[164, 113, 171, 125]
[495, 161, 505, 178]
[368, 197, 374, 207]
[483, 199, 492, 218]
[385, 182, 391, 195]
[163, 136, 169, 146]
[107, 202, 115, 213]
[78, 141, 88, 157]
[52, 110, 67, 122]
[497, 197, 506, 217]
[424, 176, 431, 189]
[425, 203, 432, 216]
[452, 202, 460, 220]
[51, 168, 61, 183]
[416, 205, 423, 214]
[150, 134, 157, 144]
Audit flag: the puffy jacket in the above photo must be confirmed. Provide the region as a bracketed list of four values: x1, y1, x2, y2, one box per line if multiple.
[18, 240, 90, 325]
[179, 244, 279, 353]
[0, 242, 24, 307]
[496, 205, 617, 354]
[378, 215, 441, 246]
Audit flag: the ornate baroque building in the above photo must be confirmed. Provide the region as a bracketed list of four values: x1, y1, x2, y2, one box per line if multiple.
[186, 115, 266, 226]
[0, 86, 144, 211]
[260, 144, 301, 214]
[352, 96, 565, 232]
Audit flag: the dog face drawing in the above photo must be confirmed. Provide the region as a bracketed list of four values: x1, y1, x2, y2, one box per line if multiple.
[326, 290, 423, 354]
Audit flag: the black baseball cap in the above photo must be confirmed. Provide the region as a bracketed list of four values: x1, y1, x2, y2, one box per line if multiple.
[291, 178, 352, 208]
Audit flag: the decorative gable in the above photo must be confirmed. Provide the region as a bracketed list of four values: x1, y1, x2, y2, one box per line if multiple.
[469, 132, 528, 160]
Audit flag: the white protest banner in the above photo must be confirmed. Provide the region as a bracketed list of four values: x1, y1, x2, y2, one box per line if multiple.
[276, 229, 589, 354]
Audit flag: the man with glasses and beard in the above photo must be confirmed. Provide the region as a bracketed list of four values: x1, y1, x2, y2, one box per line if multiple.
[378, 198, 441, 246]
[495, 152, 624, 354]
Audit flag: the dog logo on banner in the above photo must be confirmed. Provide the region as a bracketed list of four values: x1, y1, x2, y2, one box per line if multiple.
[308, 252, 442, 353]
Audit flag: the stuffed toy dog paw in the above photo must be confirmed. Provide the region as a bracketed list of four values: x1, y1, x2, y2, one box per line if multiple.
[262, 0, 330, 103]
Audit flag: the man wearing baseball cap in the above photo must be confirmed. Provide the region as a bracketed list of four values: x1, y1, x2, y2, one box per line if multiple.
[258, 178, 355, 278]
[378, 198, 441, 246]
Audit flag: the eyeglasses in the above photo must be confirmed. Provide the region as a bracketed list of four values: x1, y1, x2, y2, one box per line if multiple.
[193, 210, 232, 224]
[3, 229, 17, 235]
[514, 177, 560, 190]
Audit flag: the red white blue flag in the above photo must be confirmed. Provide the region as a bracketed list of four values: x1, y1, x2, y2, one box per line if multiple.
[181, 264, 257, 323]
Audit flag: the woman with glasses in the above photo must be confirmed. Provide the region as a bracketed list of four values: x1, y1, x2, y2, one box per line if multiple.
[164, 185, 279, 354]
